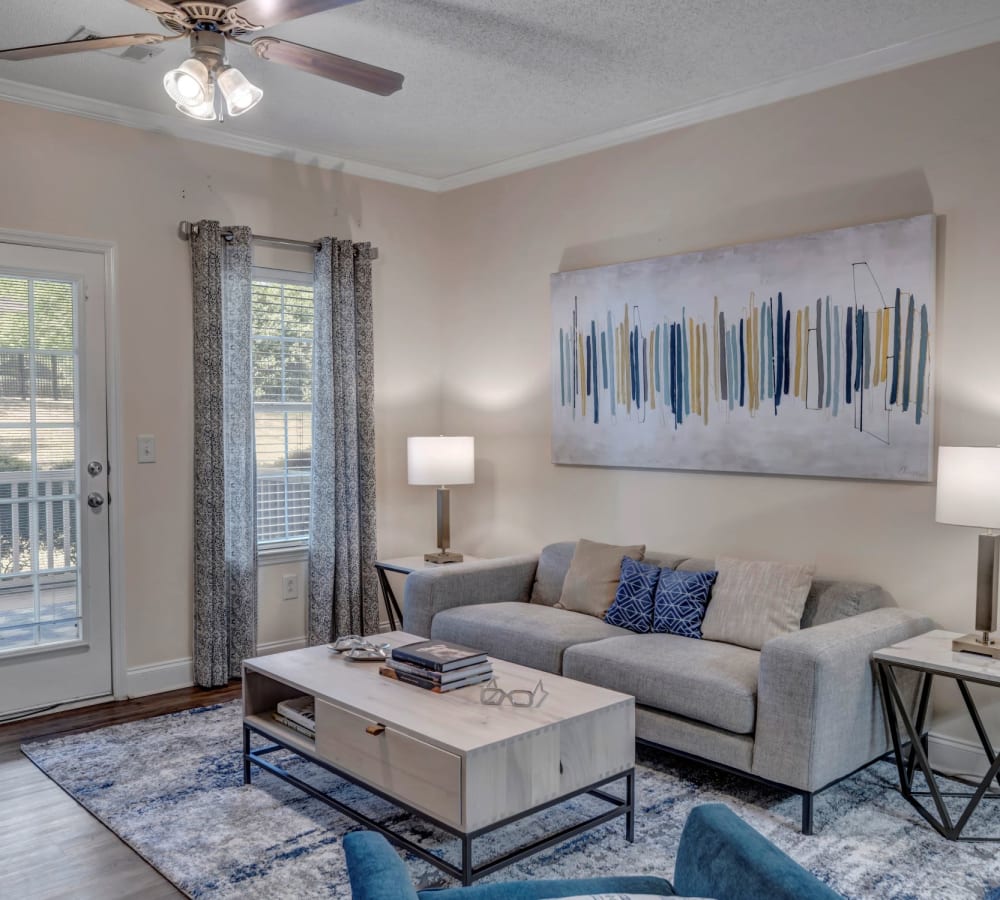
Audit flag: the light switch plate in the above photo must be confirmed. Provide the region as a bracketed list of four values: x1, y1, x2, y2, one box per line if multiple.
[137, 435, 156, 463]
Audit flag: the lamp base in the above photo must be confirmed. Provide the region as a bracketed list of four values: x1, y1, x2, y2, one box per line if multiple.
[425, 550, 464, 564]
[952, 632, 1000, 658]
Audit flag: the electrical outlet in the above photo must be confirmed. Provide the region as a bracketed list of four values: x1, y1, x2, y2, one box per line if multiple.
[282, 574, 299, 600]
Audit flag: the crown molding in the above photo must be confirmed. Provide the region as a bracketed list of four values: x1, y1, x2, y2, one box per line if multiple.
[436, 14, 1000, 191]
[2, 14, 1000, 195]
[0, 76, 439, 192]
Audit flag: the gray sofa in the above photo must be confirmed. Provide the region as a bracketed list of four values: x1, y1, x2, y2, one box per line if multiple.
[402, 542, 933, 833]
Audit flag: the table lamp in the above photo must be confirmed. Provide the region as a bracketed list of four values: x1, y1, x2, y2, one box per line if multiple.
[936, 446, 1000, 657]
[407, 436, 475, 564]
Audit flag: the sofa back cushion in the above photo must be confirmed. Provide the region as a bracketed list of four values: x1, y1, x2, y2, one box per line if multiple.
[530, 542, 577, 606]
[530, 542, 895, 629]
[679, 557, 895, 628]
[700, 557, 815, 650]
[556, 539, 646, 618]
[531, 542, 687, 606]
[800, 578, 896, 627]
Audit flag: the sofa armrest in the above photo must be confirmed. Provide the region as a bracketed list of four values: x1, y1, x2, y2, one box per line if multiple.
[343, 831, 420, 900]
[402, 556, 538, 637]
[674, 803, 842, 899]
[752, 608, 934, 792]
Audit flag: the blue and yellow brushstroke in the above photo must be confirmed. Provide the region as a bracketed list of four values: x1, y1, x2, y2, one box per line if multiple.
[558, 290, 930, 429]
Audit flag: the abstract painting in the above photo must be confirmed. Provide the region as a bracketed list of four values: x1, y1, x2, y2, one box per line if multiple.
[551, 215, 935, 481]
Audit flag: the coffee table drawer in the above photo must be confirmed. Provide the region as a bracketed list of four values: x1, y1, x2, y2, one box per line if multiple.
[314, 699, 462, 827]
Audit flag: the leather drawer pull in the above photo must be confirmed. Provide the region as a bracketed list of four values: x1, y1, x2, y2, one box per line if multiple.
[366, 723, 386, 736]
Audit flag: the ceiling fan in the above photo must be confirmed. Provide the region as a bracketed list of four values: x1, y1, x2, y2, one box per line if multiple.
[0, 0, 404, 121]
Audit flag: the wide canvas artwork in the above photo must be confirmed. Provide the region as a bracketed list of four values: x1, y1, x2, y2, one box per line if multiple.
[551, 215, 935, 481]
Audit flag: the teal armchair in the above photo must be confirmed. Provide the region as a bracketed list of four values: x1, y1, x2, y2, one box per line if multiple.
[344, 803, 842, 900]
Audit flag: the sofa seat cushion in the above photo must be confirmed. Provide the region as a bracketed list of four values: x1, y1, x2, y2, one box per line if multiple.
[430, 602, 631, 674]
[563, 634, 761, 734]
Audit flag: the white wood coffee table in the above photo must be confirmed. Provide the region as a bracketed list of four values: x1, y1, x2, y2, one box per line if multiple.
[242, 631, 635, 884]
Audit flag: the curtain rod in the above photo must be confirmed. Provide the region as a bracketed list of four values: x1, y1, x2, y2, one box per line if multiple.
[178, 220, 320, 252]
[177, 221, 378, 258]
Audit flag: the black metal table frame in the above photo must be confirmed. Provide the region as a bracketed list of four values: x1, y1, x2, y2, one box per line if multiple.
[243, 721, 635, 885]
[373, 561, 408, 630]
[875, 657, 1000, 841]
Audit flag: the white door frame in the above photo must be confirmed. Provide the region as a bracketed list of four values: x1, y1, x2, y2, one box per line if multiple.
[0, 227, 126, 702]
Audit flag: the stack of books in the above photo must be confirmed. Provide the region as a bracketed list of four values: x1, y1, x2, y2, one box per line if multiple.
[379, 639, 493, 693]
[273, 695, 316, 739]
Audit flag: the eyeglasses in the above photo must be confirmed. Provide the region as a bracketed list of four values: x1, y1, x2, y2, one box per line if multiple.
[480, 678, 547, 708]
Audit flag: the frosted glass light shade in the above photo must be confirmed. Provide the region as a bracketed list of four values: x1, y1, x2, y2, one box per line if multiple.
[217, 66, 263, 117]
[408, 436, 475, 486]
[176, 84, 217, 121]
[936, 446, 1000, 529]
[163, 58, 211, 107]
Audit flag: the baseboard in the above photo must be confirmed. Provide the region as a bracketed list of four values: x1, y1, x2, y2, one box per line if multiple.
[256, 637, 308, 656]
[126, 657, 195, 698]
[927, 730, 994, 779]
[124, 635, 366, 698]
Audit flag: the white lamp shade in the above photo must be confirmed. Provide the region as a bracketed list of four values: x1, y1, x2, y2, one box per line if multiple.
[936, 446, 1000, 529]
[408, 436, 475, 486]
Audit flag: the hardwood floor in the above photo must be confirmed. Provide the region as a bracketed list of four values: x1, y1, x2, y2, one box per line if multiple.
[0, 684, 241, 900]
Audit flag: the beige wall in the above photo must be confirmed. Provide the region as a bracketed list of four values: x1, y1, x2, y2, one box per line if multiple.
[0, 99, 445, 671]
[4, 41, 1000, 745]
[437, 44, 1000, 743]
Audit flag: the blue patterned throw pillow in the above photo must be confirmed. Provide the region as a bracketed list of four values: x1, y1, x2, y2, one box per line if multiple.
[652, 569, 718, 638]
[605, 557, 664, 633]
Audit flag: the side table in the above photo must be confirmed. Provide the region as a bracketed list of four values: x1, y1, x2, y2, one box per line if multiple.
[874, 629, 1000, 841]
[374, 556, 483, 631]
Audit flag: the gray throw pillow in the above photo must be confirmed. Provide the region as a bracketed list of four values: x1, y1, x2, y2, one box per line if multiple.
[700, 556, 815, 650]
[556, 539, 645, 618]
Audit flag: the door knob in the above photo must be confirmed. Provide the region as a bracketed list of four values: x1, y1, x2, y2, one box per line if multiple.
[87, 492, 105, 509]
[87, 460, 103, 477]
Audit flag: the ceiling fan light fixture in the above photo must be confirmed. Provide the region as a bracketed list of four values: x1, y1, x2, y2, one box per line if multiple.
[217, 66, 263, 117]
[163, 56, 211, 107]
[176, 83, 218, 121]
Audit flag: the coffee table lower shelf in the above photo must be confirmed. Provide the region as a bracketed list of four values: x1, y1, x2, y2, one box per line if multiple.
[242, 720, 635, 886]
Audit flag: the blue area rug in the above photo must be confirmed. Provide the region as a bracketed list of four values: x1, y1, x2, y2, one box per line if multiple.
[21, 700, 1000, 899]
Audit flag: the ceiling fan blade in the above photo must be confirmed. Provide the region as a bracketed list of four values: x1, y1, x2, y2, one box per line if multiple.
[0, 33, 172, 61]
[124, 0, 180, 14]
[232, 0, 362, 30]
[250, 36, 403, 96]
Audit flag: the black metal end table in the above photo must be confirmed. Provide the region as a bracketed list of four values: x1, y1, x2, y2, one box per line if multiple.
[874, 628, 1000, 841]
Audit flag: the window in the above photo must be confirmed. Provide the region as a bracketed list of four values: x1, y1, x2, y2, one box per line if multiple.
[252, 269, 314, 546]
[0, 273, 81, 649]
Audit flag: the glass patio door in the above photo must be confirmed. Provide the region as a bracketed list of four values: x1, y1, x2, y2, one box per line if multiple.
[0, 241, 112, 716]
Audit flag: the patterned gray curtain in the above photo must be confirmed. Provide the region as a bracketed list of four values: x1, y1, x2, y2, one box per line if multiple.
[309, 238, 379, 642]
[191, 220, 258, 686]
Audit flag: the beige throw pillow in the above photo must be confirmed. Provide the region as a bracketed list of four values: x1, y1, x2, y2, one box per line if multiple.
[556, 539, 645, 618]
[700, 556, 815, 650]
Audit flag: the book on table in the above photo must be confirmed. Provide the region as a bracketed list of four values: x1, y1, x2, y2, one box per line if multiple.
[378, 665, 493, 693]
[274, 696, 316, 735]
[272, 712, 316, 739]
[385, 658, 493, 684]
[391, 639, 489, 672]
